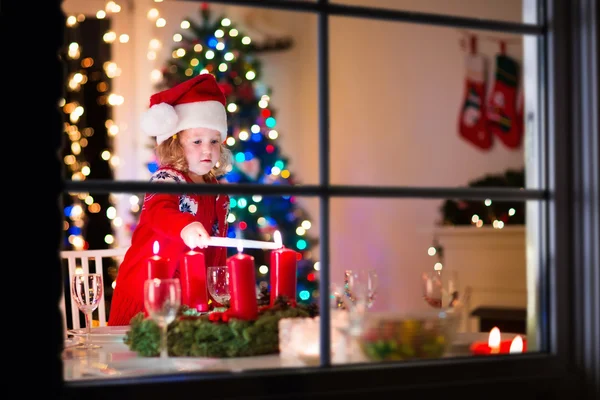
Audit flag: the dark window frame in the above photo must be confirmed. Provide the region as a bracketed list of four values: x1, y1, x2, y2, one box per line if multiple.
[40, 0, 598, 398]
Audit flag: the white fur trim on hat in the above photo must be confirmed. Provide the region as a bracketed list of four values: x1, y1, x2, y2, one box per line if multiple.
[141, 100, 227, 144]
[140, 103, 178, 139]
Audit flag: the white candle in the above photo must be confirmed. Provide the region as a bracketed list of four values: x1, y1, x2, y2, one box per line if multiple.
[206, 236, 281, 250]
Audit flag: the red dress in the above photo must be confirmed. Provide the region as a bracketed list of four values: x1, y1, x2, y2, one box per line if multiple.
[107, 167, 230, 326]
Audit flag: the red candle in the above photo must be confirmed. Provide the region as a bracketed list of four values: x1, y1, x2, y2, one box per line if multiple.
[470, 327, 527, 355]
[227, 249, 258, 320]
[270, 247, 298, 305]
[470, 340, 525, 354]
[180, 250, 209, 312]
[148, 241, 169, 280]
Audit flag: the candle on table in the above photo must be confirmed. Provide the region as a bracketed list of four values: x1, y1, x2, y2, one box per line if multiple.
[148, 240, 169, 280]
[470, 326, 528, 355]
[301, 343, 319, 357]
[298, 342, 320, 365]
[509, 335, 524, 353]
[227, 244, 258, 320]
[270, 230, 298, 306]
[180, 249, 209, 312]
[488, 326, 501, 354]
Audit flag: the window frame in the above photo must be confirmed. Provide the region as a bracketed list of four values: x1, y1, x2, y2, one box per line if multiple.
[48, 0, 599, 398]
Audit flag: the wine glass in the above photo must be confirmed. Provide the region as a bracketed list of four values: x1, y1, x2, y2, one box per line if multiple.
[144, 278, 181, 359]
[421, 269, 460, 309]
[71, 273, 103, 349]
[334, 280, 369, 337]
[344, 269, 378, 308]
[207, 266, 230, 308]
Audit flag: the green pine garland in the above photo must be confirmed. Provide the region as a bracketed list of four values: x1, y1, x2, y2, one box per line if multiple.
[124, 298, 319, 358]
[440, 168, 526, 226]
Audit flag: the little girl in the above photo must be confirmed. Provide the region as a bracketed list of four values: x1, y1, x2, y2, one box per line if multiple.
[108, 74, 232, 326]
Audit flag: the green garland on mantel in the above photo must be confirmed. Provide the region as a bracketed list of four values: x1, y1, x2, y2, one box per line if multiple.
[440, 168, 526, 226]
[124, 298, 319, 358]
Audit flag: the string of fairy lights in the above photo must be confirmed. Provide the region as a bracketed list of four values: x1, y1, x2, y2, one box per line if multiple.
[427, 198, 520, 271]
[62, 3, 125, 252]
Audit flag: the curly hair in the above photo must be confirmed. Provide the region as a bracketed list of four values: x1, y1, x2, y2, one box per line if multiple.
[155, 134, 232, 179]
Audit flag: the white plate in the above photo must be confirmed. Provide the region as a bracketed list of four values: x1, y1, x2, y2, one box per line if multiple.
[68, 325, 130, 343]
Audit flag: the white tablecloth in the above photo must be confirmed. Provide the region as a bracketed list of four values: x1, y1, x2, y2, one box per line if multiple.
[62, 331, 521, 381]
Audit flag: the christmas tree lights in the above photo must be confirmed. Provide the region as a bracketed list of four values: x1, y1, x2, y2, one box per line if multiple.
[61, 13, 119, 252]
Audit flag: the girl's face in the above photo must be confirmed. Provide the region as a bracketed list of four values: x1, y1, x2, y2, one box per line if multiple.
[179, 127, 221, 177]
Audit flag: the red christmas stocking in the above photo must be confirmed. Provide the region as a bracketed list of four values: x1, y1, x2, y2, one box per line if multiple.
[486, 54, 521, 149]
[458, 54, 492, 150]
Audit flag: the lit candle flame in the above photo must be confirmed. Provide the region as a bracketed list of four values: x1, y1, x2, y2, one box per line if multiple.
[302, 343, 319, 357]
[153, 240, 160, 255]
[488, 326, 501, 352]
[509, 335, 524, 353]
[274, 230, 283, 248]
[237, 240, 243, 254]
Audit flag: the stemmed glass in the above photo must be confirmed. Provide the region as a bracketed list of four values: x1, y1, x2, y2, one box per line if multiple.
[71, 273, 103, 349]
[421, 270, 460, 309]
[344, 269, 378, 309]
[207, 266, 230, 308]
[144, 278, 181, 359]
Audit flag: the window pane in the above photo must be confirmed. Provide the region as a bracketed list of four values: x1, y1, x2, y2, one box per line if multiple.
[61, 192, 323, 378]
[325, 196, 542, 366]
[330, 0, 535, 24]
[329, 15, 539, 188]
[60, 1, 319, 185]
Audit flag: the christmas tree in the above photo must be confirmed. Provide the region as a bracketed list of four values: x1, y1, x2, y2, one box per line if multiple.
[137, 4, 319, 304]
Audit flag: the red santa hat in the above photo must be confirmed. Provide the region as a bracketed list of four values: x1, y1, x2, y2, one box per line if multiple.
[140, 73, 228, 144]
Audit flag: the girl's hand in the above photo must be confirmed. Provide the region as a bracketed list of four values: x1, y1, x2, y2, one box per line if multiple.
[180, 221, 210, 249]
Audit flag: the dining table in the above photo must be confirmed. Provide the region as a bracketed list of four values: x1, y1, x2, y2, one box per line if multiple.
[62, 326, 523, 381]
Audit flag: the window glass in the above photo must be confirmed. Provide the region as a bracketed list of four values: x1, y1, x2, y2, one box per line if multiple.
[329, 15, 535, 188]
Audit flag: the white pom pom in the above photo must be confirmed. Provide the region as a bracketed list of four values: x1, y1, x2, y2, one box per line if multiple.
[140, 103, 178, 137]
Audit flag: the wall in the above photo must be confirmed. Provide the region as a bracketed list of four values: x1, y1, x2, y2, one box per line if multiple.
[61, 0, 528, 314]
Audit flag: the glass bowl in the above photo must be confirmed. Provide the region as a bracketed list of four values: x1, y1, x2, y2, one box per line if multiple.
[357, 309, 460, 361]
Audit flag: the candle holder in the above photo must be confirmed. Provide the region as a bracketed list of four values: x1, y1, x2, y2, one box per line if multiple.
[278, 310, 351, 365]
